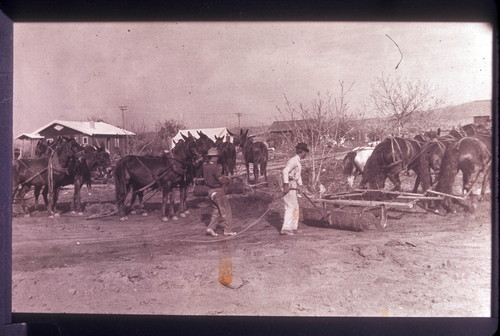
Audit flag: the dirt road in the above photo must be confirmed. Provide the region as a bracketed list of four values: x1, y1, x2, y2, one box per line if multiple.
[12, 173, 493, 317]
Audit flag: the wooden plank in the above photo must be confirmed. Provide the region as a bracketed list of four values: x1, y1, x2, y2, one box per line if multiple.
[425, 189, 466, 201]
[316, 198, 415, 208]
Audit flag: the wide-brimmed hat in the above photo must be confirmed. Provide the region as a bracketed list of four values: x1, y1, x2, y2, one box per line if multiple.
[295, 142, 309, 152]
[207, 148, 220, 156]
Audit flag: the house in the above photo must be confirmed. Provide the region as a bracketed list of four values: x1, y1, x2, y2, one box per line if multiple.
[172, 127, 232, 144]
[28, 119, 136, 155]
[473, 115, 491, 125]
[14, 133, 44, 158]
[267, 119, 317, 147]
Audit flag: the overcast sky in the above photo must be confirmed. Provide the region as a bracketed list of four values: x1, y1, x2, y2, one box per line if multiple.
[13, 21, 492, 136]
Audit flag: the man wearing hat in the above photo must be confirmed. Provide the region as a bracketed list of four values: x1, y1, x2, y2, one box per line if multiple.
[203, 147, 236, 237]
[281, 142, 309, 235]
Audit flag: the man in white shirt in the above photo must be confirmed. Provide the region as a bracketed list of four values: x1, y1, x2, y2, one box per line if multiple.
[281, 142, 309, 235]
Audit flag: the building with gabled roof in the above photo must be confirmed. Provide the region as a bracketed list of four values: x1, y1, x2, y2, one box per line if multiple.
[25, 119, 136, 155]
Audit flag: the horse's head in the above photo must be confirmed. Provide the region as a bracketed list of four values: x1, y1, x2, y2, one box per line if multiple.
[214, 135, 224, 147]
[449, 129, 465, 140]
[84, 145, 112, 176]
[426, 141, 446, 171]
[461, 124, 477, 136]
[173, 138, 203, 168]
[34, 140, 51, 157]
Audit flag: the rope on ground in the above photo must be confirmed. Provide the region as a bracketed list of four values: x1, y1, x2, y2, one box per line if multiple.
[174, 203, 276, 244]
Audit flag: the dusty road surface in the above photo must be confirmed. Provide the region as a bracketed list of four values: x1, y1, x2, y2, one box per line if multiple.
[12, 157, 493, 318]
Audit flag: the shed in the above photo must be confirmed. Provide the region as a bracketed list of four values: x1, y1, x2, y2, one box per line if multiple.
[14, 133, 44, 158]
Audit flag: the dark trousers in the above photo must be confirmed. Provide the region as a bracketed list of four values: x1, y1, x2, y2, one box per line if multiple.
[207, 188, 232, 232]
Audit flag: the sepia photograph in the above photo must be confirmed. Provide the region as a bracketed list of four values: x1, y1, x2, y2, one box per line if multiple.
[10, 21, 494, 318]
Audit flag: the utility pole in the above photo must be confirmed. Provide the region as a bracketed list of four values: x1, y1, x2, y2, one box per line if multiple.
[235, 112, 242, 129]
[118, 105, 127, 154]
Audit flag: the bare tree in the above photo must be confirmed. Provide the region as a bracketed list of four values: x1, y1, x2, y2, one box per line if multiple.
[275, 81, 355, 193]
[369, 73, 444, 137]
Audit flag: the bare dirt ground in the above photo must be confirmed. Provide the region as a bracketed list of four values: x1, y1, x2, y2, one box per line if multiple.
[11, 152, 493, 317]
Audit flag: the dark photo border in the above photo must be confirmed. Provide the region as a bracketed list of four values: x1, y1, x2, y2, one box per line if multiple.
[1, 1, 498, 335]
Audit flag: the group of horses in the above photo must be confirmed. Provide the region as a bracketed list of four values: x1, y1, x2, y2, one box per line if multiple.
[13, 129, 269, 222]
[13, 137, 112, 217]
[343, 123, 492, 212]
[113, 128, 269, 221]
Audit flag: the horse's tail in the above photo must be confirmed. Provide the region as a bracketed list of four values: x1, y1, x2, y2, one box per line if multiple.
[361, 142, 387, 189]
[342, 151, 356, 175]
[113, 158, 129, 206]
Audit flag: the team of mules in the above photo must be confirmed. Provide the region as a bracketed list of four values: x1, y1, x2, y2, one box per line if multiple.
[113, 137, 203, 221]
[13, 137, 112, 217]
[345, 124, 492, 213]
[14, 123, 489, 218]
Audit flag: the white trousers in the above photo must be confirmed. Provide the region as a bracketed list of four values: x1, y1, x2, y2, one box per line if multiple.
[282, 181, 299, 231]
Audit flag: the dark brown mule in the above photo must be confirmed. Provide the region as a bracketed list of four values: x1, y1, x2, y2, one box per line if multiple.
[360, 137, 425, 191]
[113, 138, 202, 221]
[435, 136, 491, 213]
[13, 137, 89, 217]
[32, 144, 112, 210]
[414, 131, 465, 194]
[214, 135, 237, 176]
[229, 129, 268, 184]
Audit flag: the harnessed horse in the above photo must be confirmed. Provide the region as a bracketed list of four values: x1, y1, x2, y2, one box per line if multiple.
[214, 135, 237, 176]
[230, 129, 268, 184]
[435, 136, 492, 212]
[13, 137, 90, 217]
[360, 137, 425, 191]
[113, 137, 202, 221]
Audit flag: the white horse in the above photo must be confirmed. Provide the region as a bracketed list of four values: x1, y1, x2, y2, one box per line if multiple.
[342, 146, 375, 188]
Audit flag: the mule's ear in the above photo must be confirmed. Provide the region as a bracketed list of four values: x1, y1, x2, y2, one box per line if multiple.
[244, 129, 249, 136]
[181, 133, 189, 141]
[227, 130, 236, 136]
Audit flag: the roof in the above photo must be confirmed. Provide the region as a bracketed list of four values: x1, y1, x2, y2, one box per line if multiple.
[173, 127, 230, 142]
[268, 119, 317, 132]
[32, 120, 136, 136]
[15, 132, 44, 140]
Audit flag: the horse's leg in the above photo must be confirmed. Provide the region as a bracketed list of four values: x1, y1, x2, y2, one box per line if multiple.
[34, 185, 41, 206]
[246, 163, 251, 184]
[261, 159, 267, 182]
[170, 189, 178, 220]
[479, 165, 491, 201]
[179, 185, 189, 217]
[412, 174, 420, 193]
[161, 187, 169, 222]
[41, 186, 49, 206]
[72, 176, 83, 215]
[387, 170, 401, 191]
[49, 186, 61, 218]
[138, 191, 148, 216]
[18, 185, 31, 216]
[254, 162, 259, 184]
[462, 170, 471, 195]
[118, 184, 131, 221]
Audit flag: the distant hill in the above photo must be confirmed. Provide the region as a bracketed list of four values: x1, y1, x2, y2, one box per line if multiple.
[435, 100, 492, 127]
